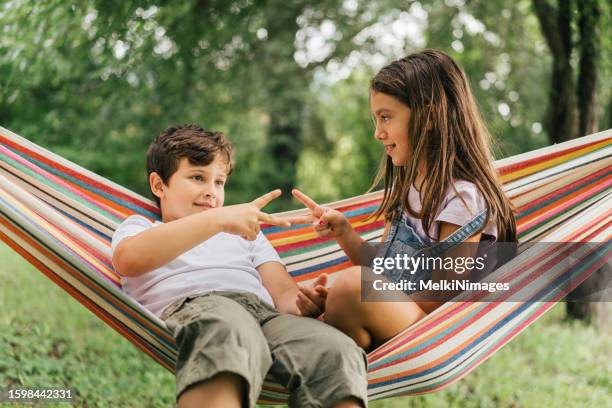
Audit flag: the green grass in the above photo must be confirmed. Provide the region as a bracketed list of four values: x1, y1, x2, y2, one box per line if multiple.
[1, 242, 610, 407]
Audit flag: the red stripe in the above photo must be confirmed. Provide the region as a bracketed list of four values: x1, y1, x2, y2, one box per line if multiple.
[0, 229, 175, 373]
[369, 214, 610, 365]
[497, 138, 610, 176]
[275, 221, 384, 253]
[0, 216, 172, 341]
[369, 239, 604, 374]
[515, 167, 611, 215]
[1, 135, 159, 215]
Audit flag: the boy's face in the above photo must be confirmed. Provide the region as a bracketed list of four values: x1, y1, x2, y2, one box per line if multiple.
[151, 154, 229, 222]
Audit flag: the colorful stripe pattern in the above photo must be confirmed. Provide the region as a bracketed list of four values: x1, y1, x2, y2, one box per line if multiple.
[1, 125, 610, 402]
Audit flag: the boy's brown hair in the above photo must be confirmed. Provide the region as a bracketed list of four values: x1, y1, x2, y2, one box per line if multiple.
[146, 124, 234, 207]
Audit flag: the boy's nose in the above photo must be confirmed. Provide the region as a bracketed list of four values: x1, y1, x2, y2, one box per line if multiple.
[201, 187, 215, 199]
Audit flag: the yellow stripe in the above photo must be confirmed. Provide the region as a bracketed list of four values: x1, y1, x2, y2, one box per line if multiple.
[500, 140, 611, 183]
[0, 189, 120, 285]
[270, 218, 378, 246]
[375, 303, 481, 361]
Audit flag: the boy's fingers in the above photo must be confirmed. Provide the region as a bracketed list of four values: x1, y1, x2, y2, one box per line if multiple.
[318, 229, 332, 238]
[258, 211, 291, 228]
[284, 215, 316, 225]
[252, 189, 282, 209]
[299, 283, 317, 298]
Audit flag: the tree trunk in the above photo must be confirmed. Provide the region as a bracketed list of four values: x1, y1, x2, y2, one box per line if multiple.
[576, 0, 602, 136]
[532, 0, 578, 144]
[533, 0, 607, 325]
[566, 263, 610, 327]
[258, 3, 308, 209]
[565, 0, 606, 326]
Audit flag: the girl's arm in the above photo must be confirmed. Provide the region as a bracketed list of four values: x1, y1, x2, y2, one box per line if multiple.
[337, 221, 390, 266]
[286, 189, 389, 266]
[414, 221, 482, 313]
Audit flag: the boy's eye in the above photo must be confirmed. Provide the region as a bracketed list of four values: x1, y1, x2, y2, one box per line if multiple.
[215, 180, 225, 186]
[381, 115, 391, 122]
[191, 175, 204, 181]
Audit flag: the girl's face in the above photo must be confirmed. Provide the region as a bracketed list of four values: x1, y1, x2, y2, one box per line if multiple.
[370, 90, 411, 166]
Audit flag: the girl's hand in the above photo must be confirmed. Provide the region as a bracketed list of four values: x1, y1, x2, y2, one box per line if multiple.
[296, 274, 328, 318]
[287, 189, 351, 239]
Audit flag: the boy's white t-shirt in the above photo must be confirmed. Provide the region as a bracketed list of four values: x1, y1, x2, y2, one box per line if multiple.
[111, 215, 280, 318]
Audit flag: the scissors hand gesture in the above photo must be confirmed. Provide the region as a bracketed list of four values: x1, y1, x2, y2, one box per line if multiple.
[286, 189, 350, 239]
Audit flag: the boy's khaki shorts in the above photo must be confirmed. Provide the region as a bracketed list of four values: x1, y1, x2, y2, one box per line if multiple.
[161, 291, 368, 408]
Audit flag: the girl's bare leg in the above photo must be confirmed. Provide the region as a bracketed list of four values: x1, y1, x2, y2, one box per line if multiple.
[324, 266, 426, 351]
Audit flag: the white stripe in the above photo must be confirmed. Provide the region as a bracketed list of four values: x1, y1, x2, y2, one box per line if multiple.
[494, 129, 611, 167]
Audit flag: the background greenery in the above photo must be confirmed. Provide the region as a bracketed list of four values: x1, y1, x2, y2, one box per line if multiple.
[1, 0, 609, 210]
[1, 0, 610, 406]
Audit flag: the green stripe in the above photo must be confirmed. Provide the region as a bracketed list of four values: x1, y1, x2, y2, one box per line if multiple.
[2, 154, 122, 223]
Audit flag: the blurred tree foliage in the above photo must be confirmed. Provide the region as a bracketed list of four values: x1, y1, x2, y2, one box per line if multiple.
[1, 0, 610, 211]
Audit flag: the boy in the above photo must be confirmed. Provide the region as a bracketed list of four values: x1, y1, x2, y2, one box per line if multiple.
[111, 125, 367, 408]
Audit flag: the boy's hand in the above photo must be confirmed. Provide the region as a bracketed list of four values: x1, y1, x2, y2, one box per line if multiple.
[286, 189, 351, 239]
[218, 189, 290, 240]
[296, 274, 328, 318]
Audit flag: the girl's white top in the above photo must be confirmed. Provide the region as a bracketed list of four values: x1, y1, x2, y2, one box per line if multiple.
[404, 180, 499, 243]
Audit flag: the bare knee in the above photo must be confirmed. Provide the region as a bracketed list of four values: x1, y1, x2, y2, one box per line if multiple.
[326, 267, 362, 321]
[178, 372, 245, 408]
[325, 267, 372, 349]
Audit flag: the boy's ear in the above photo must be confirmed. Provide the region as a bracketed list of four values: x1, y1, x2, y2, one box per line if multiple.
[149, 172, 165, 199]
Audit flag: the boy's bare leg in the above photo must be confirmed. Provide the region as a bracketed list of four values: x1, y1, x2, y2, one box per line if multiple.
[177, 372, 245, 408]
[178, 373, 361, 408]
[332, 397, 365, 407]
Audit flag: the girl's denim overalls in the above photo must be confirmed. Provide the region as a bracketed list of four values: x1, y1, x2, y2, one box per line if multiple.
[380, 206, 488, 293]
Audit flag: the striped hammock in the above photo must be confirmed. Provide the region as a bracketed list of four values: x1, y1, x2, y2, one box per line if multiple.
[1, 125, 610, 403]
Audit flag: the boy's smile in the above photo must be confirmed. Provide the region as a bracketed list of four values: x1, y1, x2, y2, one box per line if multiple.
[151, 155, 229, 223]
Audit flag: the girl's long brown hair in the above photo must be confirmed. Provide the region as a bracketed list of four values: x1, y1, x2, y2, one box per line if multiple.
[370, 49, 517, 243]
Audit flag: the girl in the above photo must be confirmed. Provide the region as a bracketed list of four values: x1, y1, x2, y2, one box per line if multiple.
[290, 49, 517, 351]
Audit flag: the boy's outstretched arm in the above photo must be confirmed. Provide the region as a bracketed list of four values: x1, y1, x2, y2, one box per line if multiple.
[113, 190, 289, 277]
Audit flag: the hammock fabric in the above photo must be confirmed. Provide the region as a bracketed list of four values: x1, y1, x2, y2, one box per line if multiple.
[1, 125, 610, 402]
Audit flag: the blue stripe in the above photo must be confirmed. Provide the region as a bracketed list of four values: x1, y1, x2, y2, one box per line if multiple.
[0, 195, 175, 354]
[368, 246, 605, 389]
[262, 205, 379, 234]
[5, 146, 159, 219]
[288, 255, 350, 277]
